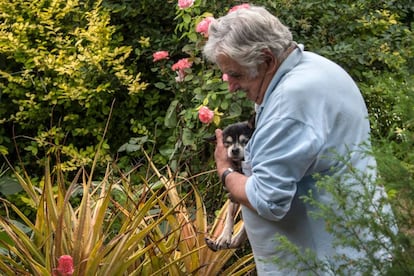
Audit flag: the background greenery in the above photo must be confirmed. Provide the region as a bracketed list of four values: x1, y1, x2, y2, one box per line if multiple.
[0, 0, 412, 172]
[0, 0, 412, 274]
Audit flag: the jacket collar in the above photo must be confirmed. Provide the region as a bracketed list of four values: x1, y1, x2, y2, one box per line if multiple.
[255, 43, 304, 120]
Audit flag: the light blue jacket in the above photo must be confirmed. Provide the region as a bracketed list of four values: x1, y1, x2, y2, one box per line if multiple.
[242, 44, 378, 274]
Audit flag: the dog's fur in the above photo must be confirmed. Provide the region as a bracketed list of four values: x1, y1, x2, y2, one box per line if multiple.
[205, 117, 254, 251]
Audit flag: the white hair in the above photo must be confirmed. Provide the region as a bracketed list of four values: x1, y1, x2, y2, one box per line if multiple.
[203, 6, 293, 74]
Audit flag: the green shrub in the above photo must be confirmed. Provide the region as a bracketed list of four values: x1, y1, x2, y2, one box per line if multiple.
[270, 152, 413, 274]
[265, 0, 413, 137]
[2, 0, 411, 175]
[0, 0, 147, 172]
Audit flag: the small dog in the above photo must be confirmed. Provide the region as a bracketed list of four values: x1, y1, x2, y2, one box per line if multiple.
[204, 117, 254, 251]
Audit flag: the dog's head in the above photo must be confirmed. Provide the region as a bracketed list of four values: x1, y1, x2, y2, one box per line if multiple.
[205, 116, 255, 162]
[223, 121, 254, 162]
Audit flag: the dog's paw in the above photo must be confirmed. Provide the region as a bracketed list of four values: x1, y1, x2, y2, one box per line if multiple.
[205, 237, 219, 252]
[205, 236, 233, 251]
[209, 232, 233, 251]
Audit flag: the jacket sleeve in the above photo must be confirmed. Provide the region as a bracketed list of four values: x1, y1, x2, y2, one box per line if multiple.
[245, 117, 323, 221]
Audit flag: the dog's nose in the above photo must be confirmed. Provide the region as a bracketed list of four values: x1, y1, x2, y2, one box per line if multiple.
[232, 148, 240, 155]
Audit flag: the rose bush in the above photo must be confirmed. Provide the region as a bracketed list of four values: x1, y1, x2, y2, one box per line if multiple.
[198, 106, 214, 124]
[178, 0, 194, 9]
[153, 50, 169, 62]
[172, 57, 193, 82]
[228, 3, 250, 13]
[196, 16, 213, 37]
[138, 0, 253, 172]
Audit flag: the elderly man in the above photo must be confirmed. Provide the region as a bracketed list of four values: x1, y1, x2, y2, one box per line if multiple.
[203, 5, 387, 275]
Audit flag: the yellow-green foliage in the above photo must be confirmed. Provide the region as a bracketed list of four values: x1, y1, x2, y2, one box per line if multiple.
[0, 0, 147, 171]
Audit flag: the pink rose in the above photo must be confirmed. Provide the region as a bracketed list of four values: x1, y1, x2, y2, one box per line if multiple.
[152, 51, 169, 62]
[178, 0, 194, 9]
[172, 58, 192, 82]
[228, 3, 250, 13]
[175, 70, 186, 82]
[172, 58, 192, 71]
[55, 255, 74, 275]
[222, 73, 229, 81]
[196, 17, 214, 37]
[198, 106, 214, 124]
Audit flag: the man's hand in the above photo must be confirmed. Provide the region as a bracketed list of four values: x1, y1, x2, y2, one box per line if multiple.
[214, 129, 233, 177]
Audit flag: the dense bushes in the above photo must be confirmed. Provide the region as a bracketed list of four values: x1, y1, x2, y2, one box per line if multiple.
[0, 0, 148, 173]
[1, 0, 412, 173]
[1, 0, 412, 172]
[0, 0, 412, 273]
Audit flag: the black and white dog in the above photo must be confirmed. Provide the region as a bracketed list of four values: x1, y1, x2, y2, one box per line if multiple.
[205, 117, 254, 251]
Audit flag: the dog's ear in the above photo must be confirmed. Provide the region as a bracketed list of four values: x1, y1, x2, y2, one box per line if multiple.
[203, 134, 217, 143]
[247, 112, 256, 130]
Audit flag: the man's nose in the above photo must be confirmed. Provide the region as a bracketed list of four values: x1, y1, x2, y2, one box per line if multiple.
[228, 80, 240, 92]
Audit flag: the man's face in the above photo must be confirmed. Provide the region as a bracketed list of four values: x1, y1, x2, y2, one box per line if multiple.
[217, 54, 271, 104]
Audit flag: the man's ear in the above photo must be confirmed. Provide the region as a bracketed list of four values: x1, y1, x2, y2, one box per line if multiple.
[262, 49, 277, 71]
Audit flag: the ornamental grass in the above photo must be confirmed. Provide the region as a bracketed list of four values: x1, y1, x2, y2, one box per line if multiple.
[0, 149, 254, 275]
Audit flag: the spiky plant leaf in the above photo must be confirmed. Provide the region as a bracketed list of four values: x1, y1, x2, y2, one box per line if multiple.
[0, 150, 254, 275]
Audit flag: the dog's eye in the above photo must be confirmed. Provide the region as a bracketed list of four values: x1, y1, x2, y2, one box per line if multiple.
[240, 138, 249, 145]
[223, 141, 231, 148]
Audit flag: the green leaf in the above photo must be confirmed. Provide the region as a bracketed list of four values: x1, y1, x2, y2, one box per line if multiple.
[188, 32, 198, 42]
[220, 100, 229, 110]
[164, 100, 178, 128]
[229, 102, 242, 117]
[0, 146, 8, 155]
[182, 14, 191, 24]
[125, 144, 141, 153]
[184, 74, 193, 81]
[0, 176, 23, 195]
[182, 128, 194, 146]
[0, 230, 14, 249]
[154, 82, 166, 89]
